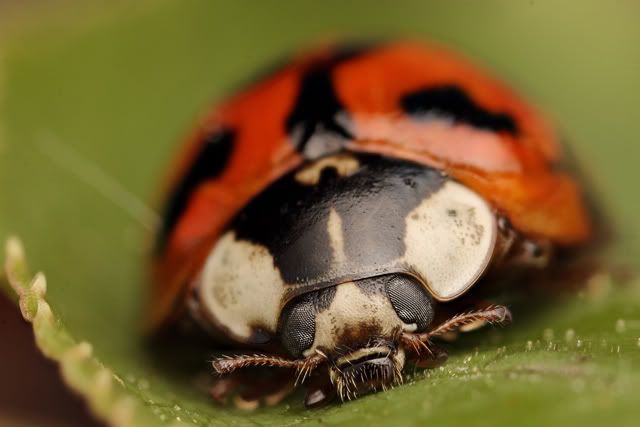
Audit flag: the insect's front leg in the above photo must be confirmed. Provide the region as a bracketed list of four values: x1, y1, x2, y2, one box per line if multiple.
[210, 369, 296, 409]
[412, 344, 449, 369]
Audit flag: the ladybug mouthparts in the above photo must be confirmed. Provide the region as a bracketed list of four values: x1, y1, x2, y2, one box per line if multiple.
[329, 344, 406, 399]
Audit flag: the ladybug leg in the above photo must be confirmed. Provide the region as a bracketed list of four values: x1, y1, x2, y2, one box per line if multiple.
[210, 373, 243, 403]
[413, 344, 449, 369]
[210, 369, 296, 409]
[236, 370, 297, 409]
[261, 375, 297, 407]
[304, 371, 335, 408]
[495, 216, 552, 270]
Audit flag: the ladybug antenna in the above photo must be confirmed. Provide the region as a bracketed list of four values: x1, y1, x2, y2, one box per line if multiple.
[212, 350, 327, 384]
[400, 304, 512, 350]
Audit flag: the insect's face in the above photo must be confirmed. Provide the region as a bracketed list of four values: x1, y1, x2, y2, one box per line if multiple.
[328, 340, 405, 400]
[279, 274, 434, 400]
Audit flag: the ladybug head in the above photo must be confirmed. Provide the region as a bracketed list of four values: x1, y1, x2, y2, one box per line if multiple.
[211, 271, 511, 406]
[212, 274, 439, 405]
[278, 274, 434, 402]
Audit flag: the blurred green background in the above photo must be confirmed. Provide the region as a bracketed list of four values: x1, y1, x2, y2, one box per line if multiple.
[1, 1, 639, 426]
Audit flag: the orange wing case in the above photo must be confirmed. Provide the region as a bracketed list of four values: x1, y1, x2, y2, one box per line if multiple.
[149, 42, 592, 329]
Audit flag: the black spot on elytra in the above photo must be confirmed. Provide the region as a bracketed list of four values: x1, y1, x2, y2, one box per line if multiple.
[401, 85, 518, 134]
[285, 45, 372, 153]
[155, 129, 235, 253]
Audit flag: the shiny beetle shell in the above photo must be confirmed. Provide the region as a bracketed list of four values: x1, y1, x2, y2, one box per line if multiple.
[196, 154, 499, 344]
[149, 41, 593, 343]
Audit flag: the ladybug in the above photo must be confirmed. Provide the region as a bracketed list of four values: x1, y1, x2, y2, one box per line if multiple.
[150, 41, 593, 407]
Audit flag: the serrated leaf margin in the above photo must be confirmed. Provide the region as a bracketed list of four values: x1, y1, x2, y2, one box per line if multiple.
[2, 237, 191, 427]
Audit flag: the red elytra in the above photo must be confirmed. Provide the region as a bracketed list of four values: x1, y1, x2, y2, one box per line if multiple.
[149, 41, 592, 330]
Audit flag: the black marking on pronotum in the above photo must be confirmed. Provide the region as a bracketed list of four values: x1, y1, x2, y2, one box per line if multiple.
[155, 129, 235, 253]
[313, 286, 338, 312]
[400, 85, 519, 134]
[285, 44, 373, 153]
[231, 154, 446, 287]
[353, 275, 388, 296]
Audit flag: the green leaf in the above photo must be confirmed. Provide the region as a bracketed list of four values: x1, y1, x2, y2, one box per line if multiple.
[1, 2, 639, 426]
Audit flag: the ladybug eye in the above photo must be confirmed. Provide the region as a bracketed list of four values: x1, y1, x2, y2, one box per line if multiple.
[385, 275, 434, 331]
[279, 296, 316, 358]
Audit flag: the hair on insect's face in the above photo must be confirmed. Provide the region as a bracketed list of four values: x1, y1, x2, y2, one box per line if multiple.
[279, 274, 434, 400]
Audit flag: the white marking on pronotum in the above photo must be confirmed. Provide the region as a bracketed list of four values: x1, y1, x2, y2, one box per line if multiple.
[327, 208, 346, 263]
[37, 134, 160, 231]
[403, 181, 497, 301]
[199, 232, 286, 340]
[294, 153, 360, 185]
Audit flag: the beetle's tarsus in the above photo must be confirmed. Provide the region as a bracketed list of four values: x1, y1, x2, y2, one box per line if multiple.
[413, 344, 449, 368]
[210, 369, 296, 409]
[210, 376, 240, 402]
